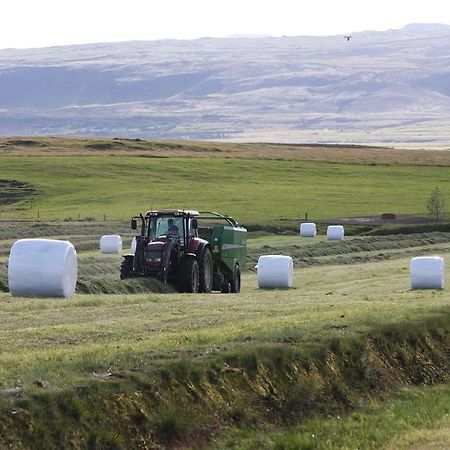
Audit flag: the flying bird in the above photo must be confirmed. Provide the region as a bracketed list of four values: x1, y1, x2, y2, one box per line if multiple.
[344, 35, 351, 41]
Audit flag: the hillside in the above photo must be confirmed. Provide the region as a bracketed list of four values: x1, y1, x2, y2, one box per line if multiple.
[1, 138, 449, 221]
[1, 24, 450, 145]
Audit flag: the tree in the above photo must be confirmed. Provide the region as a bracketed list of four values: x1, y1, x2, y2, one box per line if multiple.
[426, 187, 446, 221]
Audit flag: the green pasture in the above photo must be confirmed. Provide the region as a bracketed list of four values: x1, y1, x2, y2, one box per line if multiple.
[0, 251, 449, 447]
[0, 156, 448, 221]
[0, 254, 448, 391]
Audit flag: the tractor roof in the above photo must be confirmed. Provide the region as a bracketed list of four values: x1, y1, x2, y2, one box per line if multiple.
[145, 209, 200, 217]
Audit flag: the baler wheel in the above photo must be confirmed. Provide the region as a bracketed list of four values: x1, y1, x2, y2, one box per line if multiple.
[230, 264, 241, 293]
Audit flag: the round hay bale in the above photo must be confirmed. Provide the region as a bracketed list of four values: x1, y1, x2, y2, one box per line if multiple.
[100, 235, 122, 254]
[300, 222, 316, 237]
[327, 225, 344, 241]
[381, 213, 397, 220]
[410, 256, 445, 289]
[257, 255, 293, 289]
[8, 239, 78, 298]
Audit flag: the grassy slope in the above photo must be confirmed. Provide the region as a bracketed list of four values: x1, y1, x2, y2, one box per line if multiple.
[0, 137, 449, 221]
[216, 383, 450, 449]
[0, 254, 448, 392]
[1, 137, 450, 166]
[0, 156, 449, 221]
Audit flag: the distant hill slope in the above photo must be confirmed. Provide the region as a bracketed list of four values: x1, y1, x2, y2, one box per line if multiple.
[1, 24, 450, 146]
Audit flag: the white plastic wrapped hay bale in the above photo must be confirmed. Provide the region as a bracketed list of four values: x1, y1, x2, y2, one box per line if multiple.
[130, 237, 137, 254]
[8, 239, 78, 298]
[410, 256, 445, 289]
[300, 222, 316, 237]
[100, 235, 122, 254]
[327, 225, 344, 241]
[257, 255, 293, 289]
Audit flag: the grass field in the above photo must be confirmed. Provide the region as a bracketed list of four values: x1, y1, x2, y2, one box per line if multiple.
[0, 137, 449, 448]
[0, 218, 449, 448]
[1, 137, 449, 222]
[0, 252, 448, 389]
[0, 252, 449, 447]
[0, 155, 449, 221]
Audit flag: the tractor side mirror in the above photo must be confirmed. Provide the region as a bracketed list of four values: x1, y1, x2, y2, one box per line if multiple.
[191, 218, 198, 230]
[131, 218, 137, 230]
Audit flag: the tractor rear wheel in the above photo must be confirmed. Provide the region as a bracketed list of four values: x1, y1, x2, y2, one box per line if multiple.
[230, 264, 241, 293]
[178, 257, 199, 293]
[120, 256, 134, 279]
[199, 248, 213, 293]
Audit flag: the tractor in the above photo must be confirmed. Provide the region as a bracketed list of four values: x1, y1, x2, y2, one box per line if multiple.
[120, 209, 247, 293]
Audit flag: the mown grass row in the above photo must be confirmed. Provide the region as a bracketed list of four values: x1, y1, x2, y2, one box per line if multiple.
[0, 221, 129, 240]
[1, 230, 449, 294]
[247, 232, 450, 268]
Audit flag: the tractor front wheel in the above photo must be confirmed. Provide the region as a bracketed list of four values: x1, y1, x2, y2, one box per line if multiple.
[120, 256, 134, 279]
[178, 257, 199, 293]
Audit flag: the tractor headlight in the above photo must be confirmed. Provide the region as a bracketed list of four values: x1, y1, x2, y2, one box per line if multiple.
[148, 256, 161, 263]
[145, 254, 162, 263]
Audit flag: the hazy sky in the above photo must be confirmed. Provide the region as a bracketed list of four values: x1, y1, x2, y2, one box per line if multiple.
[1, 0, 450, 49]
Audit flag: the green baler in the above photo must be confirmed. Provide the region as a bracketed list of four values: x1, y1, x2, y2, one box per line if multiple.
[198, 212, 247, 293]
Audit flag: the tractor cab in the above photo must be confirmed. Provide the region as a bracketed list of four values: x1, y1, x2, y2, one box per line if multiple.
[130, 210, 201, 250]
[131, 210, 199, 247]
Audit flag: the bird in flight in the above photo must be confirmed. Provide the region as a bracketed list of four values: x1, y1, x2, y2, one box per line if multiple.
[344, 35, 351, 41]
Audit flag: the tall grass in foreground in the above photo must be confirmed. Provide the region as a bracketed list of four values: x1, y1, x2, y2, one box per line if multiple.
[0, 303, 449, 449]
[216, 383, 450, 449]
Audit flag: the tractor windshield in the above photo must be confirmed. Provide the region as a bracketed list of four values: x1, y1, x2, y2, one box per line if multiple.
[148, 216, 183, 242]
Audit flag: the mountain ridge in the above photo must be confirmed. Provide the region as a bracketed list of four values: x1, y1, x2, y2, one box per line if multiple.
[1, 23, 450, 147]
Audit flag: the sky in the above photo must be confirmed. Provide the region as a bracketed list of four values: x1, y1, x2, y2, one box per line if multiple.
[1, 0, 450, 49]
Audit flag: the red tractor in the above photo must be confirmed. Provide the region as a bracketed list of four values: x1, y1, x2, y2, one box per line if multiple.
[120, 209, 247, 293]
